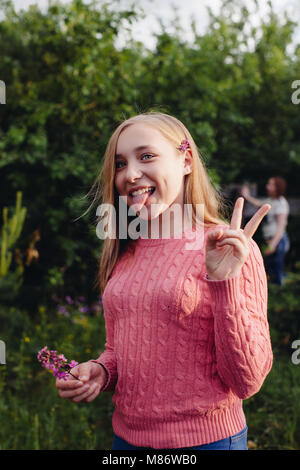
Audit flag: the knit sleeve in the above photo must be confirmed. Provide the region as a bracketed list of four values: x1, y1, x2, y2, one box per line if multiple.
[204, 238, 273, 399]
[89, 308, 118, 393]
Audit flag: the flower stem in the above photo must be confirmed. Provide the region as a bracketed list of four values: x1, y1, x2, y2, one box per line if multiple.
[68, 371, 80, 380]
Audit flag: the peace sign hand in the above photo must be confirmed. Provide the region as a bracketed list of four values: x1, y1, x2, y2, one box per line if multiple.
[205, 197, 271, 281]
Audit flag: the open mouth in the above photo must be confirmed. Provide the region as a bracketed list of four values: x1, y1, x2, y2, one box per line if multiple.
[128, 186, 156, 212]
[129, 187, 155, 198]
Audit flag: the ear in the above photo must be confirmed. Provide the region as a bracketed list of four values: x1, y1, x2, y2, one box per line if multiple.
[184, 149, 193, 174]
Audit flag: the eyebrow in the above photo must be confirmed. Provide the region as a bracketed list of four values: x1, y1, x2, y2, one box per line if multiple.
[115, 145, 158, 159]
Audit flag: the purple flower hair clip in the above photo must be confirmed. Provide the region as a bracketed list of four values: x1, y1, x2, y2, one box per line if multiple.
[177, 139, 191, 152]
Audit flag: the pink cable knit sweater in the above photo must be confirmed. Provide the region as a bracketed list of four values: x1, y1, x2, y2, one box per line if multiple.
[91, 225, 273, 449]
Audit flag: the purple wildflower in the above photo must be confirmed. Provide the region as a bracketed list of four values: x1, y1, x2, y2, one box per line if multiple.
[69, 360, 79, 369]
[53, 370, 68, 380]
[79, 306, 89, 314]
[65, 295, 74, 305]
[37, 346, 79, 381]
[57, 305, 69, 316]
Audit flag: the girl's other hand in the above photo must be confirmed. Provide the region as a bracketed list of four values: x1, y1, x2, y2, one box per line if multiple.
[55, 361, 107, 403]
[205, 197, 271, 281]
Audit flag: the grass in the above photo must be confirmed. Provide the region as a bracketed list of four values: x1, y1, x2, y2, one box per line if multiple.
[1, 272, 300, 450]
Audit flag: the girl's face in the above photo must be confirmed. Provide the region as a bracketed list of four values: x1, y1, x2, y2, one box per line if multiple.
[266, 178, 277, 198]
[114, 123, 192, 233]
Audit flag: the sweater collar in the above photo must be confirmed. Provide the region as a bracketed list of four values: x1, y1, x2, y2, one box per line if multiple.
[135, 227, 198, 247]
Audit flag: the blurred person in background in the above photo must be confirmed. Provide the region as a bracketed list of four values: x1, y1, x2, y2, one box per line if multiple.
[241, 177, 290, 286]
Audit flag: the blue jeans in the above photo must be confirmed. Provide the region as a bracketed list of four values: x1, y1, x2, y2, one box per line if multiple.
[112, 425, 248, 450]
[264, 232, 290, 286]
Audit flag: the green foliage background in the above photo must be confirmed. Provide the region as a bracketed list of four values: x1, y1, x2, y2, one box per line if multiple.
[1, 0, 300, 450]
[1, 0, 300, 310]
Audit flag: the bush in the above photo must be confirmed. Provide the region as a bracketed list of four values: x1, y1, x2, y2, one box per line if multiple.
[0, 299, 114, 450]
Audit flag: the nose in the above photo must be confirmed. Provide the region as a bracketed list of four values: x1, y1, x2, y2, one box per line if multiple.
[125, 162, 143, 182]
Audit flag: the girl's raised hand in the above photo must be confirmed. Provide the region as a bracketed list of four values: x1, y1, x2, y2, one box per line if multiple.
[205, 197, 271, 281]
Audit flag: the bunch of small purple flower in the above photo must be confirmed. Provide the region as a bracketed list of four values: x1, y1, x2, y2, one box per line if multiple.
[37, 346, 79, 381]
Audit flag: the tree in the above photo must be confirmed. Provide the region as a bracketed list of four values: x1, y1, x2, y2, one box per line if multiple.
[0, 0, 299, 310]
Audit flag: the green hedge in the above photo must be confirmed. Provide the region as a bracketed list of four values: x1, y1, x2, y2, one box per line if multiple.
[1, 0, 299, 313]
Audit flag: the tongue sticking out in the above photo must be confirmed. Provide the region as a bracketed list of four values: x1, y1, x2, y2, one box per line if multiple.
[131, 190, 153, 213]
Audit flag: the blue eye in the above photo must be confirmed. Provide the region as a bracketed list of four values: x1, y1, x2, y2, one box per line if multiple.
[141, 153, 154, 160]
[115, 153, 154, 169]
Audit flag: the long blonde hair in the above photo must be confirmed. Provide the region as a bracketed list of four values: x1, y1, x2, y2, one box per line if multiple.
[80, 111, 230, 296]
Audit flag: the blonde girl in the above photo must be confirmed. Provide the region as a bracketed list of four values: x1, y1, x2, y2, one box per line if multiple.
[56, 111, 273, 451]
